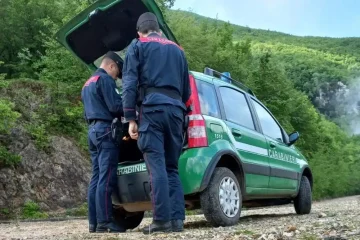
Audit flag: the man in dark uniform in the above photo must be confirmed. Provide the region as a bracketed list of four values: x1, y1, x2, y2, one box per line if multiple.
[121, 12, 191, 234]
[81, 51, 125, 233]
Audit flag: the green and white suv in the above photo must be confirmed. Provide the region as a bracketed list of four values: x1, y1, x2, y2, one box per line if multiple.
[56, 0, 313, 229]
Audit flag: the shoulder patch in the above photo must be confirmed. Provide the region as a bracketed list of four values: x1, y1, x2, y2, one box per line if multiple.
[139, 37, 183, 51]
[82, 75, 100, 89]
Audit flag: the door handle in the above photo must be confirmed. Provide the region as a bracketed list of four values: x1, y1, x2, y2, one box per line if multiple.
[270, 142, 276, 148]
[231, 129, 242, 137]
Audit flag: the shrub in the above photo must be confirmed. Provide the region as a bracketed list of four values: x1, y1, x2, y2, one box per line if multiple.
[0, 146, 21, 168]
[66, 203, 88, 217]
[21, 201, 48, 219]
[25, 122, 51, 152]
[0, 99, 21, 135]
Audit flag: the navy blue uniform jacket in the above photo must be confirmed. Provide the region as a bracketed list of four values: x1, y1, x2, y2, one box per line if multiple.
[81, 68, 123, 122]
[121, 32, 191, 121]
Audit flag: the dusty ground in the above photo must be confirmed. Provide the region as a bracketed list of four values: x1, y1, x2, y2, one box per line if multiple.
[0, 196, 359, 240]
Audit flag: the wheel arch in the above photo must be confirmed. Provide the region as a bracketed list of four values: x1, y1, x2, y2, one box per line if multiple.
[300, 166, 313, 191]
[199, 150, 246, 195]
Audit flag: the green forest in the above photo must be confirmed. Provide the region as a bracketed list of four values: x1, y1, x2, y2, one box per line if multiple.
[0, 0, 359, 200]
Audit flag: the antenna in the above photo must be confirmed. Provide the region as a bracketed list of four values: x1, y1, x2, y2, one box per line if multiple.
[203, 67, 255, 96]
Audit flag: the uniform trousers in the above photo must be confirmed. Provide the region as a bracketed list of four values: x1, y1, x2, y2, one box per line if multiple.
[137, 104, 186, 222]
[87, 121, 119, 225]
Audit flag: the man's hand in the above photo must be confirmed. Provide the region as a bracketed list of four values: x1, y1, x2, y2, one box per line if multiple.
[128, 120, 138, 140]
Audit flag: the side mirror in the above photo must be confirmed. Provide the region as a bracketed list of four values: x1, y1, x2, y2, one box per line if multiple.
[288, 131, 300, 146]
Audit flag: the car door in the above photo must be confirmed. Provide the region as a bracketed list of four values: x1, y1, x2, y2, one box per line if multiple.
[217, 86, 270, 195]
[250, 98, 301, 193]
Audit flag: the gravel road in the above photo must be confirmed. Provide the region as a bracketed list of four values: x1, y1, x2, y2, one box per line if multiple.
[1, 196, 359, 240]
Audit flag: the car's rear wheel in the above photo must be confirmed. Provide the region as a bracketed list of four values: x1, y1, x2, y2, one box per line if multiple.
[294, 175, 312, 214]
[112, 207, 144, 230]
[200, 167, 242, 227]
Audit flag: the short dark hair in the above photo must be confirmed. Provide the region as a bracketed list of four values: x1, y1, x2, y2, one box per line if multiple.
[137, 20, 160, 34]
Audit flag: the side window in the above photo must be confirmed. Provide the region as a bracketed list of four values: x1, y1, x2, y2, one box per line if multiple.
[251, 99, 283, 142]
[195, 80, 220, 118]
[218, 87, 255, 130]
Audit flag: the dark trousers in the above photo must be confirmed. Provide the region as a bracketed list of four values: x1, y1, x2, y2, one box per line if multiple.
[87, 121, 119, 225]
[137, 104, 186, 221]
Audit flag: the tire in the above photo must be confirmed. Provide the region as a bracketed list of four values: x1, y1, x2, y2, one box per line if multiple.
[112, 207, 144, 230]
[294, 176, 312, 214]
[200, 167, 242, 227]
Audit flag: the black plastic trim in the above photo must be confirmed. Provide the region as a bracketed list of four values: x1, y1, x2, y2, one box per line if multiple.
[199, 150, 245, 192]
[243, 193, 293, 200]
[296, 166, 313, 194]
[270, 167, 299, 180]
[243, 162, 298, 180]
[243, 162, 270, 176]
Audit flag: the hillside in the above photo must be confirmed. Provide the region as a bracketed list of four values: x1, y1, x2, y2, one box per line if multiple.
[0, 0, 359, 218]
[176, 10, 360, 59]
[170, 10, 360, 134]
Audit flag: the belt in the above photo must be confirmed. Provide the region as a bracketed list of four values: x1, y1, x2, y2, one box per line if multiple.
[88, 119, 112, 125]
[145, 87, 182, 101]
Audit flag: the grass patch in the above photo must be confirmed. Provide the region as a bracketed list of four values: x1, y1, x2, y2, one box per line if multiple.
[66, 203, 88, 217]
[300, 233, 320, 240]
[21, 201, 48, 219]
[185, 209, 203, 215]
[185, 210, 197, 215]
[0, 208, 11, 219]
[235, 229, 255, 235]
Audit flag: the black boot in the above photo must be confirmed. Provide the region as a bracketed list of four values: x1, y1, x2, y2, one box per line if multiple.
[96, 221, 126, 233]
[89, 224, 97, 233]
[171, 219, 184, 232]
[142, 220, 172, 235]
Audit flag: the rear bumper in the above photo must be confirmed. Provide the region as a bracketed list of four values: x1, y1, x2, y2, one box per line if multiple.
[112, 161, 151, 205]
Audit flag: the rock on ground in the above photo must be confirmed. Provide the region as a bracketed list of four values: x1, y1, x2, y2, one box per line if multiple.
[0, 195, 359, 240]
[0, 128, 91, 213]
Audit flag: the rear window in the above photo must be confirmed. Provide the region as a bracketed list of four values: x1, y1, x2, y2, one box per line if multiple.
[195, 79, 220, 118]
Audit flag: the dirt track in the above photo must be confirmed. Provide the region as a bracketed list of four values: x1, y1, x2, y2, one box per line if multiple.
[1, 196, 359, 240]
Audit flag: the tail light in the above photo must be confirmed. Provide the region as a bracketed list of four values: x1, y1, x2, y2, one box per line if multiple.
[186, 74, 208, 148]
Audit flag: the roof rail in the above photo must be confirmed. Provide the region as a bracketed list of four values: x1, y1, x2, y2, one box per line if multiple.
[204, 67, 255, 96]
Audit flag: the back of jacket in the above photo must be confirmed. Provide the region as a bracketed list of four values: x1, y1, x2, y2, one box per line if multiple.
[122, 32, 191, 121]
[81, 68, 123, 122]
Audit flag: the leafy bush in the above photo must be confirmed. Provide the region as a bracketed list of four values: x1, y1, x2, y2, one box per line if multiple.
[0, 62, 9, 88]
[25, 122, 51, 152]
[66, 203, 88, 217]
[0, 99, 21, 135]
[0, 146, 21, 168]
[0, 208, 10, 217]
[21, 201, 48, 219]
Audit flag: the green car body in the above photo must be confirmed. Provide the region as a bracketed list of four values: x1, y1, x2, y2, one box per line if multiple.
[56, 0, 313, 228]
[176, 71, 312, 196]
[117, 70, 313, 199]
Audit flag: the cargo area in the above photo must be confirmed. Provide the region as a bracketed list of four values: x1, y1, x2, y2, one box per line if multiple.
[112, 121, 152, 207]
[117, 121, 143, 163]
[118, 136, 143, 163]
